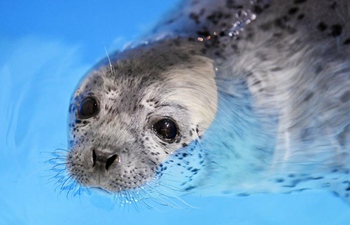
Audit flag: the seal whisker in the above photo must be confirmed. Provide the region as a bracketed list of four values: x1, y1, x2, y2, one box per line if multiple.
[104, 46, 116, 77]
[118, 184, 170, 210]
[139, 181, 191, 209]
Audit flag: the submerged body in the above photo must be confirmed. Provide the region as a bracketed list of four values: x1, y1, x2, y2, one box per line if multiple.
[64, 0, 350, 204]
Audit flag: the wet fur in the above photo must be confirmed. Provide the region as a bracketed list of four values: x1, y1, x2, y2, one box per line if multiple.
[64, 0, 350, 204]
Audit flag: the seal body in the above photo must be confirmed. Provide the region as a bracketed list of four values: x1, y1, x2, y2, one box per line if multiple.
[63, 0, 350, 204]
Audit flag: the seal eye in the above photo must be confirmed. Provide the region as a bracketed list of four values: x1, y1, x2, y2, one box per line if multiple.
[153, 119, 178, 141]
[78, 97, 99, 119]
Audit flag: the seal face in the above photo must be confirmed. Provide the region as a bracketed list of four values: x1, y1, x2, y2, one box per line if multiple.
[61, 0, 350, 204]
[66, 41, 217, 193]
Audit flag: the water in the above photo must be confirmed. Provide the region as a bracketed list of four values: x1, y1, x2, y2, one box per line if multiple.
[0, 1, 349, 225]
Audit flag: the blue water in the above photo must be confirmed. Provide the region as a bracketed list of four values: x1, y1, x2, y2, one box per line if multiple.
[0, 1, 349, 225]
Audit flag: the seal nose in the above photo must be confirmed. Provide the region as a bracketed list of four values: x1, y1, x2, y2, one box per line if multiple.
[92, 149, 119, 171]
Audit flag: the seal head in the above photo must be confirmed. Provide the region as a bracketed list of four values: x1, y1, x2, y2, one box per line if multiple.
[67, 40, 217, 193]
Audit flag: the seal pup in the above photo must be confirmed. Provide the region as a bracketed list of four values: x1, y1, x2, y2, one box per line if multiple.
[57, 0, 350, 205]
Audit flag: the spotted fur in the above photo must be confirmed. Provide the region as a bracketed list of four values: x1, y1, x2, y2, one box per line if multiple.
[64, 0, 350, 205]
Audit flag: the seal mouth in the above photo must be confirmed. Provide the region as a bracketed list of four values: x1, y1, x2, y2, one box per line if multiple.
[91, 187, 114, 195]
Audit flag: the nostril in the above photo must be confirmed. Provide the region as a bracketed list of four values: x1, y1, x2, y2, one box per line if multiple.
[105, 154, 118, 171]
[92, 149, 96, 167]
[92, 149, 118, 170]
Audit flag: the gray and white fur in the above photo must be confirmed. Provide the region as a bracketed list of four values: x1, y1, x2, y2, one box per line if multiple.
[63, 0, 350, 205]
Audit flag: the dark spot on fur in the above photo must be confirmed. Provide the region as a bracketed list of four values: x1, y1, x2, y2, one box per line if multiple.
[283, 179, 301, 188]
[314, 64, 323, 74]
[189, 12, 200, 24]
[273, 32, 283, 38]
[252, 80, 261, 86]
[274, 16, 296, 33]
[237, 193, 249, 197]
[259, 22, 272, 31]
[188, 37, 196, 42]
[264, 4, 271, 10]
[226, 0, 243, 9]
[337, 124, 350, 146]
[304, 92, 314, 101]
[253, 5, 263, 14]
[191, 168, 199, 173]
[206, 11, 224, 25]
[309, 176, 324, 180]
[276, 178, 284, 183]
[340, 91, 350, 103]
[301, 127, 314, 142]
[288, 7, 299, 15]
[330, 2, 337, 9]
[184, 186, 196, 191]
[231, 44, 238, 51]
[245, 31, 255, 40]
[343, 38, 350, 45]
[294, 0, 307, 4]
[330, 24, 342, 37]
[297, 14, 305, 20]
[317, 22, 327, 32]
[165, 18, 175, 25]
[271, 67, 282, 71]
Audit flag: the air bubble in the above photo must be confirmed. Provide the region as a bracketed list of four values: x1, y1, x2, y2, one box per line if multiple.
[228, 10, 257, 37]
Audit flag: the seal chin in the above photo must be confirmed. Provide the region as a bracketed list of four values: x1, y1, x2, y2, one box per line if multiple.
[88, 172, 116, 192]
